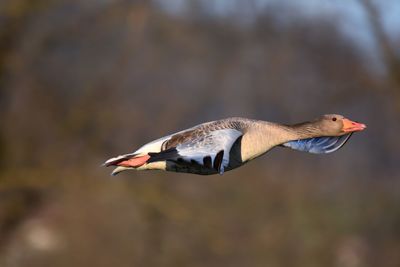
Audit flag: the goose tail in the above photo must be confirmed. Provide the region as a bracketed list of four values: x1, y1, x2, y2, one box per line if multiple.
[103, 153, 151, 175]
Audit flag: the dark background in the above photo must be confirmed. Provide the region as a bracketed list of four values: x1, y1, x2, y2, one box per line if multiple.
[0, 0, 399, 266]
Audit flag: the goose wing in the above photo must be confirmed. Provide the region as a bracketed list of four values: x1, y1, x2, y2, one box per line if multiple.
[148, 128, 243, 174]
[281, 133, 353, 154]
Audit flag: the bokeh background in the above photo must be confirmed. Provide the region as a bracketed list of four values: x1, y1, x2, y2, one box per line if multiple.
[0, 0, 399, 266]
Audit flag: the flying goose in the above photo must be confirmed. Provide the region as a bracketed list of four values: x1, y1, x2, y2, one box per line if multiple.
[103, 114, 366, 175]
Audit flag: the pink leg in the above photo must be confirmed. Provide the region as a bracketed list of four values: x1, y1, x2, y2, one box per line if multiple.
[117, 155, 150, 167]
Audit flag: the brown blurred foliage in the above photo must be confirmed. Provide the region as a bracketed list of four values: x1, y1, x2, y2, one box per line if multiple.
[0, 0, 399, 266]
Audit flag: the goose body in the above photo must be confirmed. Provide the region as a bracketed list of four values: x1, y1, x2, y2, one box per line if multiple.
[104, 114, 366, 175]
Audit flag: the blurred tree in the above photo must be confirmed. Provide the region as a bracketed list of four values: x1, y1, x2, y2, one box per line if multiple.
[0, 0, 54, 251]
[0, 0, 55, 172]
[361, 0, 400, 109]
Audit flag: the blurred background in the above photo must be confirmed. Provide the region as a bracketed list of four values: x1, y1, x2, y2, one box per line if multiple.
[0, 0, 399, 266]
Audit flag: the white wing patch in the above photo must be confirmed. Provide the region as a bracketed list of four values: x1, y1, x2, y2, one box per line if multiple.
[134, 135, 172, 154]
[175, 129, 242, 174]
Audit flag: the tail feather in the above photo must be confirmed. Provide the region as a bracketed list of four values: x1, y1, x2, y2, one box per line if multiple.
[103, 153, 137, 167]
[103, 153, 141, 167]
[104, 148, 176, 176]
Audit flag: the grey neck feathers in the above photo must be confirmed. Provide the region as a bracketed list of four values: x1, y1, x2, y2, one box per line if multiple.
[240, 120, 323, 162]
[252, 120, 323, 146]
[286, 121, 323, 139]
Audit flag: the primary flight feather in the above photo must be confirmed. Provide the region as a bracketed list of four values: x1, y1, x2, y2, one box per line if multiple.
[103, 114, 366, 175]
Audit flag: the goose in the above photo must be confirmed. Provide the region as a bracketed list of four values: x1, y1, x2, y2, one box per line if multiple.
[103, 114, 366, 176]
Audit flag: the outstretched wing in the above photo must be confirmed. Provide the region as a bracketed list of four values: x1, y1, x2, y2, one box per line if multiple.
[281, 133, 353, 154]
[148, 129, 243, 174]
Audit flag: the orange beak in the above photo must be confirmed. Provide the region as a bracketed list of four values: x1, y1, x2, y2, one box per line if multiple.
[342, 118, 367, 133]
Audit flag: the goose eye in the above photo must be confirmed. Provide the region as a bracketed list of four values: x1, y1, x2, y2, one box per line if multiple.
[332, 117, 337, 121]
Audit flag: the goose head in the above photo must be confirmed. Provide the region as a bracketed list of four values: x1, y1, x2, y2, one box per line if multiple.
[315, 114, 366, 136]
